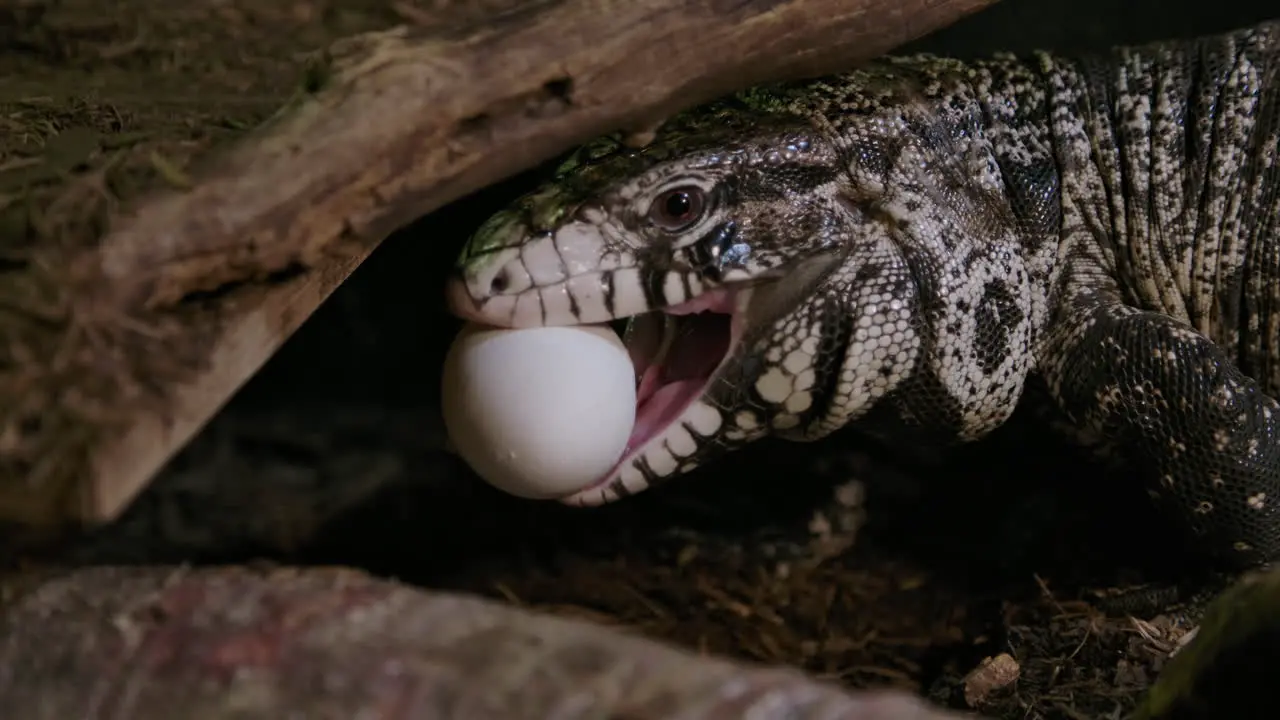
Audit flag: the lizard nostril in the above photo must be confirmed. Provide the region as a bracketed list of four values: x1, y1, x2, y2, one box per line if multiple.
[489, 269, 512, 295]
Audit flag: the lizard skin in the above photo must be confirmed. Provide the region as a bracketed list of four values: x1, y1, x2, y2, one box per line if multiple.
[445, 21, 1280, 571]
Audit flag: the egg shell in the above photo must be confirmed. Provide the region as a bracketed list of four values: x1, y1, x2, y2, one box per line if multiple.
[441, 322, 637, 499]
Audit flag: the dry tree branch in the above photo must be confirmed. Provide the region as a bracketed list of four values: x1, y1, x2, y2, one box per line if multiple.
[92, 0, 999, 308]
[0, 565, 979, 719]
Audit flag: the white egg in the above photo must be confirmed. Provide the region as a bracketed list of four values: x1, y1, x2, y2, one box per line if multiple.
[441, 322, 637, 499]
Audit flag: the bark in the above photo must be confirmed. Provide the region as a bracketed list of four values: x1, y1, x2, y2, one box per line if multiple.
[0, 565, 979, 719]
[0, 0, 997, 531]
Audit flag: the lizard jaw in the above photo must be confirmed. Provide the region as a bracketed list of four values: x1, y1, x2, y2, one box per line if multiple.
[562, 287, 746, 506]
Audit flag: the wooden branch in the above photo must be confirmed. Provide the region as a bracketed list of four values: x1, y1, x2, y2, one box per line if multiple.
[0, 565, 978, 719]
[0, 0, 997, 530]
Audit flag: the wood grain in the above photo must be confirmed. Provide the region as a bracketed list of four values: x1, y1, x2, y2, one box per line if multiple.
[0, 565, 978, 719]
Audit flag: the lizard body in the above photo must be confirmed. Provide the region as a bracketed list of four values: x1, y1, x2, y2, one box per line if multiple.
[446, 21, 1280, 569]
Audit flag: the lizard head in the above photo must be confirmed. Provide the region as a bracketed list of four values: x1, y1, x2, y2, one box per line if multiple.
[445, 101, 857, 506]
[445, 80, 1035, 506]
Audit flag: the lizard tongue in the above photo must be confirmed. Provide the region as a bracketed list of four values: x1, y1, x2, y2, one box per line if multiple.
[630, 310, 731, 452]
[630, 381, 702, 451]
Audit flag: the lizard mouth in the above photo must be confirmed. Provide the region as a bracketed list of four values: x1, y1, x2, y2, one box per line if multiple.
[561, 288, 742, 506]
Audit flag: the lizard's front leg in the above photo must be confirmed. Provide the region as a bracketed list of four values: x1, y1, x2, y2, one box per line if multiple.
[1038, 269, 1280, 567]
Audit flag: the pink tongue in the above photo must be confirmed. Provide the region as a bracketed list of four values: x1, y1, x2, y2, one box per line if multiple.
[628, 380, 701, 453]
[629, 311, 731, 454]
[635, 312, 727, 405]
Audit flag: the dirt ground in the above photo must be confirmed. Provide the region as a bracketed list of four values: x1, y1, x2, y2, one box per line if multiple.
[3, 0, 1277, 718]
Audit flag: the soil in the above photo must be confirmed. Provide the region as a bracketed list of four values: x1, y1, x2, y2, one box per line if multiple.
[3, 0, 1277, 719]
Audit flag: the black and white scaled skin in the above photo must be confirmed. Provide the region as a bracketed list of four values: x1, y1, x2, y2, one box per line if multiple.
[447, 20, 1280, 568]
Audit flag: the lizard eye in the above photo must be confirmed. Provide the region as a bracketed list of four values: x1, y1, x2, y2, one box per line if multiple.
[648, 186, 706, 232]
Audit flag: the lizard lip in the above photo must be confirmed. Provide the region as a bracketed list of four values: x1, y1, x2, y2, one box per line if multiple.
[559, 288, 741, 506]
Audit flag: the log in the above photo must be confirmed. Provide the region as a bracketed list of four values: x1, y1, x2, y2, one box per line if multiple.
[0, 565, 978, 719]
[0, 0, 998, 530]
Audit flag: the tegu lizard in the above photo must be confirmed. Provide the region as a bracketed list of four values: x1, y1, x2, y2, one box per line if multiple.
[446, 21, 1280, 573]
